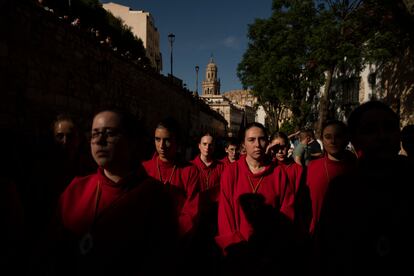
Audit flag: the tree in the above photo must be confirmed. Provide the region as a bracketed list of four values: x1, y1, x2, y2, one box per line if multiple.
[308, 0, 367, 137]
[239, 0, 414, 136]
[238, 0, 323, 133]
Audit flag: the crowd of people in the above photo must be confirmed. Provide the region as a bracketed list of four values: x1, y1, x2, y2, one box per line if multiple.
[3, 100, 414, 275]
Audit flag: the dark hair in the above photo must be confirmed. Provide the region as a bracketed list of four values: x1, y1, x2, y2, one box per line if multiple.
[198, 132, 215, 143]
[347, 101, 399, 138]
[269, 131, 289, 145]
[321, 120, 348, 138]
[52, 113, 77, 131]
[298, 128, 313, 141]
[156, 117, 181, 142]
[242, 122, 268, 141]
[224, 137, 239, 148]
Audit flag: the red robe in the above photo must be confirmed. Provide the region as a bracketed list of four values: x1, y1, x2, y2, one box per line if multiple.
[220, 156, 232, 167]
[306, 152, 356, 234]
[191, 155, 224, 203]
[142, 153, 200, 236]
[215, 155, 294, 251]
[53, 167, 178, 275]
[278, 159, 303, 196]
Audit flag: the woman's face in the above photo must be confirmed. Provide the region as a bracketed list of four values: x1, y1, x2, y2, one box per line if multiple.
[322, 124, 348, 158]
[154, 127, 177, 161]
[244, 127, 268, 161]
[271, 137, 289, 162]
[199, 135, 214, 158]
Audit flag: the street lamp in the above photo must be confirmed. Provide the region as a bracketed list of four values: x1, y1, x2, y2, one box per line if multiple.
[168, 33, 175, 77]
[195, 65, 199, 94]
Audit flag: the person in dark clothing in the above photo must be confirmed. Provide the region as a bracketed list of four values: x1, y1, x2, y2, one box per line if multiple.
[314, 101, 414, 276]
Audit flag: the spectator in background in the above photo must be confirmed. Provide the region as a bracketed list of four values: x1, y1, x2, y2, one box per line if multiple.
[307, 129, 323, 159]
[293, 129, 322, 166]
[293, 130, 312, 166]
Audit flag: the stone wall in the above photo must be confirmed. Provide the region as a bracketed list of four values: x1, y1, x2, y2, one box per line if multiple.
[0, 0, 226, 154]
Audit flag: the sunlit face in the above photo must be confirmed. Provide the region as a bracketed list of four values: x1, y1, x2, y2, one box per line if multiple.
[90, 111, 131, 170]
[225, 144, 238, 162]
[352, 109, 400, 160]
[322, 124, 349, 158]
[54, 120, 79, 152]
[244, 127, 268, 161]
[154, 127, 177, 161]
[199, 135, 214, 158]
[271, 137, 289, 162]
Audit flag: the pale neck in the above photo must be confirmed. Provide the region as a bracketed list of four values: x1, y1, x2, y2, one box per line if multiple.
[200, 154, 213, 166]
[245, 155, 265, 173]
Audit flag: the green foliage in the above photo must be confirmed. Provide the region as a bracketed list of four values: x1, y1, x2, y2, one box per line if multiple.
[238, 0, 322, 129]
[279, 120, 296, 136]
[239, 0, 413, 131]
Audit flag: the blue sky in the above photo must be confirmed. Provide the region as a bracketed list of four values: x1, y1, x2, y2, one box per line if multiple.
[100, 0, 273, 93]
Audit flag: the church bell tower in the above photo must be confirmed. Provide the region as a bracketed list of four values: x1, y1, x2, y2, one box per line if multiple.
[202, 57, 221, 96]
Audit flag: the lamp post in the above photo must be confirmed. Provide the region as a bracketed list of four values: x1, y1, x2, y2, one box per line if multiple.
[195, 65, 199, 94]
[168, 33, 175, 77]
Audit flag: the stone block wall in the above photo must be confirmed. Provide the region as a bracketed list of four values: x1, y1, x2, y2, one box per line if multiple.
[0, 0, 226, 157]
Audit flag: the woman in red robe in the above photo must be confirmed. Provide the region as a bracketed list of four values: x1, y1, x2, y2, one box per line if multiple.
[142, 118, 200, 237]
[189, 133, 224, 274]
[191, 133, 224, 203]
[216, 123, 297, 275]
[44, 109, 178, 276]
[306, 120, 356, 235]
[267, 131, 303, 195]
[267, 131, 310, 240]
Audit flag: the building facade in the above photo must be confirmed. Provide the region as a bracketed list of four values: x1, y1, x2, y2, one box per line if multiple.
[103, 2, 162, 72]
[200, 58, 258, 137]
